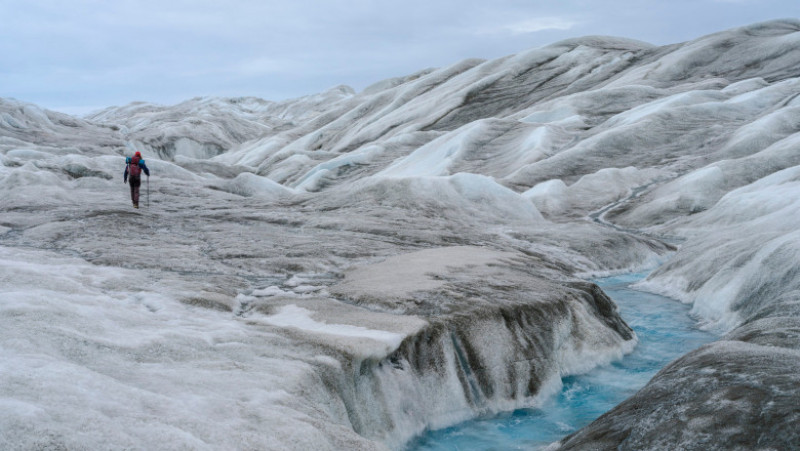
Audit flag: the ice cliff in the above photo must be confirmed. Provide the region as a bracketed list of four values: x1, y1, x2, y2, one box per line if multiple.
[2, 18, 800, 450]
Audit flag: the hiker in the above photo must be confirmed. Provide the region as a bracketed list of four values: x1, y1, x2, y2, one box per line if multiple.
[123, 151, 150, 208]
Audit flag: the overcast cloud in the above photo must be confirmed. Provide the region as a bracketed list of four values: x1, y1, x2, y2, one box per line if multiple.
[1, 0, 797, 114]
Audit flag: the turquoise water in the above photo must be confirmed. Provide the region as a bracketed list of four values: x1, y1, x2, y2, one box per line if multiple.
[406, 272, 717, 450]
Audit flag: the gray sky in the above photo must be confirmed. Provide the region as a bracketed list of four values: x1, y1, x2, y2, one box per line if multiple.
[2, 0, 798, 114]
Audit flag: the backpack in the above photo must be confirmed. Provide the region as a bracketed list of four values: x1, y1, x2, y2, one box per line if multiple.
[128, 155, 142, 177]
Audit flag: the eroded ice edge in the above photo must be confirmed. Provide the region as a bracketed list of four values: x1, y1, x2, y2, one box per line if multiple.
[408, 273, 717, 449]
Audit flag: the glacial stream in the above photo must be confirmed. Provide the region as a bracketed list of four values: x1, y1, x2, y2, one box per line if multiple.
[407, 272, 717, 450]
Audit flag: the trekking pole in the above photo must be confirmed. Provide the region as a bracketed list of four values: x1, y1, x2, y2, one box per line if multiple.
[147, 176, 150, 208]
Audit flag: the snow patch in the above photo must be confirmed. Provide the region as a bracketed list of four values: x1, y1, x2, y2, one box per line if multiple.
[262, 304, 406, 350]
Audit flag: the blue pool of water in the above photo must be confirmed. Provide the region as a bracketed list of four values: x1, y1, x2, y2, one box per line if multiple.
[406, 272, 717, 450]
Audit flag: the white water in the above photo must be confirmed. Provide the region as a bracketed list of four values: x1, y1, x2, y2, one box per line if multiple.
[407, 272, 717, 450]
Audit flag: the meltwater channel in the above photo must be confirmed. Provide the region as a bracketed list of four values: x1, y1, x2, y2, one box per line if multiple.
[407, 272, 717, 450]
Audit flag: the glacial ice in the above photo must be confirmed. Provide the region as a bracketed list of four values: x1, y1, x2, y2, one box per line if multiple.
[633, 165, 800, 331]
[2, 18, 800, 451]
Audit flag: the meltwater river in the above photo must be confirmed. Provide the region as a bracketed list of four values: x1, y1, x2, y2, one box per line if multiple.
[407, 272, 717, 450]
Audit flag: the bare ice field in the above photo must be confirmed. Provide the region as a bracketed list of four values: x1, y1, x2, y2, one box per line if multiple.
[2, 19, 800, 450]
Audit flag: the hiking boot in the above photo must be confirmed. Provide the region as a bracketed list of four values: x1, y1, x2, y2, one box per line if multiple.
[133, 203, 139, 209]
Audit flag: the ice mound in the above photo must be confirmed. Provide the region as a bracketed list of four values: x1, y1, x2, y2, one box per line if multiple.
[524, 167, 662, 217]
[218, 172, 295, 198]
[319, 173, 544, 224]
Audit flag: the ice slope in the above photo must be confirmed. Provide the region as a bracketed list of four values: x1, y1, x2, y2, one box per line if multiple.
[205, 20, 800, 225]
[547, 22, 800, 451]
[0, 98, 122, 151]
[635, 165, 800, 331]
[556, 184, 800, 449]
[2, 18, 800, 450]
[86, 86, 356, 160]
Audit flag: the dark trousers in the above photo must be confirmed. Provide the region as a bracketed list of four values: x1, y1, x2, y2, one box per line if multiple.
[129, 175, 141, 205]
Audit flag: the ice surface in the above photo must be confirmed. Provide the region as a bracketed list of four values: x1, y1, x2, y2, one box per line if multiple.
[218, 172, 295, 198]
[2, 18, 800, 451]
[377, 121, 495, 178]
[524, 167, 662, 217]
[0, 247, 383, 451]
[633, 165, 800, 331]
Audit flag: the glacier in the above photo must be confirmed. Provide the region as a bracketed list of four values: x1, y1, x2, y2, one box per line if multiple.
[2, 18, 800, 450]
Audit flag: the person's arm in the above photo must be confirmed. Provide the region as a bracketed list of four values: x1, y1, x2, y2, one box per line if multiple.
[123, 166, 128, 183]
[140, 160, 150, 177]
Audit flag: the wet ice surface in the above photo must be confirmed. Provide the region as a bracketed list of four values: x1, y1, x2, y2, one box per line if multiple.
[408, 273, 716, 450]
